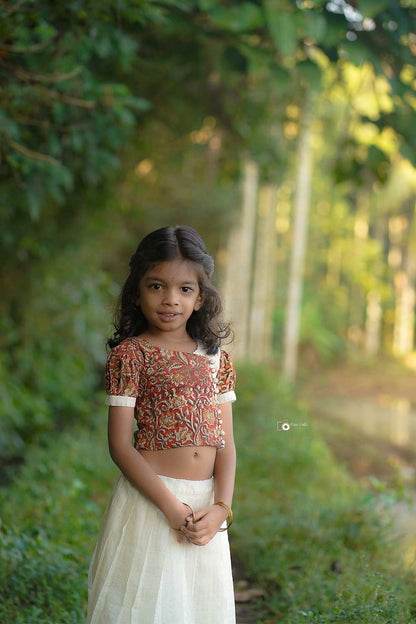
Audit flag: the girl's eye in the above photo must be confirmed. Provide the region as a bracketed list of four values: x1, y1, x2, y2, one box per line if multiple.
[181, 287, 193, 293]
[149, 284, 162, 290]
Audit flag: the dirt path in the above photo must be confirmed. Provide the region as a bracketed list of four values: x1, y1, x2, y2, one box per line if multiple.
[300, 360, 416, 565]
[300, 359, 416, 479]
[300, 357, 416, 404]
[233, 555, 264, 624]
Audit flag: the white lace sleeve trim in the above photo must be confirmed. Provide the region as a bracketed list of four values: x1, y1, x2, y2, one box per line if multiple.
[105, 395, 136, 407]
[218, 390, 236, 404]
[208, 349, 221, 375]
[194, 343, 221, 374]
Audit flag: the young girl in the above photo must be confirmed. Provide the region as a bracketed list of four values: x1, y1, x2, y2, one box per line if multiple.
[85, 225, 237, 624]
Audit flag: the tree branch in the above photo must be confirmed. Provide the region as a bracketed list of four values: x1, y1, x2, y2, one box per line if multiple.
[0, 58, 82, 84]
[0, 36, 55, 54]
[34, 85, 96, 109]
[4, 134, 60, 166]
[14, 116, 51, 128]
[1, 0, 28, 16]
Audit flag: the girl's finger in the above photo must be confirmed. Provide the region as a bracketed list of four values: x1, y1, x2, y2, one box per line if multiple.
[191, 508, 209, 522]
[185, 520, 209, 535]
[183, 521, 197, 533]
[182, 525, 205, 539]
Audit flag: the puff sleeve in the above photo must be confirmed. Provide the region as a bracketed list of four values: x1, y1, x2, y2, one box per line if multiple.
[217, 350, 236, 404]
[105, 343, 141, 407]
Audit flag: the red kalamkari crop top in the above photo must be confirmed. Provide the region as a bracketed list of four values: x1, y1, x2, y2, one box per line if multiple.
[105, 336, 236, 451]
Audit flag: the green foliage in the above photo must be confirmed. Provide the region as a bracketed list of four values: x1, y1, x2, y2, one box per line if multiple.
[2, 0, 415, 230]
[233, 363, 416, 623]
[0, 1, 151, 227]
[264, 1, 299, 56]
[0, 420, 116, 623]
[360, 0, 390, 18]
[208, 3, 264, 32]
[0, 197, 121, 467]
[300, 292, 346, 363]
[0, 530, 83, 623]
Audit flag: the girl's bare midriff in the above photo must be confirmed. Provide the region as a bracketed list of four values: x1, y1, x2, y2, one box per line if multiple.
[139, 445, 217, 480]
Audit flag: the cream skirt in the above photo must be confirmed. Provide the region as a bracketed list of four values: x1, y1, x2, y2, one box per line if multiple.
[85, 473, 235, 624]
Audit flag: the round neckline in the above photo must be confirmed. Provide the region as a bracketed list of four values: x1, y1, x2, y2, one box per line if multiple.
[136, 335, 203, 356]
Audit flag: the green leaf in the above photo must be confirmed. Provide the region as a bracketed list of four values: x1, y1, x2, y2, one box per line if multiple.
[303, 11, 327, 43]
[324, 19, 348, 47]
[0, 111, 19, 138]
[264, 5, 298, 56]
[340, 41, 371, 66]
[123, 96, 152, 112]
[270, 63, 291, 89]
[95, 35, 113, 59]
[27, 192, 42, 221]
[208, 4, 264, 33]
[296, 59, 322, 90]
[389, 77, 408, 100]
[221, 46, 248, 74]
[359, 0, 390, 18]
[198, 0, 218, 9]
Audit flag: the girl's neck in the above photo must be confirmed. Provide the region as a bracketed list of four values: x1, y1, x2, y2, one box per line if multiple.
[139, 331, 197, 354]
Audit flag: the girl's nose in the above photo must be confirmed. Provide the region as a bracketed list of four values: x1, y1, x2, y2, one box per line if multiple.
[162, 289, 179, 305]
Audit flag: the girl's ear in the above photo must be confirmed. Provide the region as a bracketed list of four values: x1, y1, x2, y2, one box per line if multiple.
[194, 292, 203, 311]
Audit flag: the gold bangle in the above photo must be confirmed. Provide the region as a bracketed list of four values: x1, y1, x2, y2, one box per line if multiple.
[182, 501, 196, 523]
[214, 501, 233, 531]
[171, 501, 195, 531]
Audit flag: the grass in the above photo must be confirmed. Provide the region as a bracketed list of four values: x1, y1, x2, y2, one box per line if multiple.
[0, 404, 117, 624]
[0, 367, 415, 623]
[232, 363, 416, 623]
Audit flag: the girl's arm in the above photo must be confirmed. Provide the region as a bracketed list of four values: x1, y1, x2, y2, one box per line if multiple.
[108, 406, 192, 530]
[212, 401, 236, 506]
[181, 401, 236, 545]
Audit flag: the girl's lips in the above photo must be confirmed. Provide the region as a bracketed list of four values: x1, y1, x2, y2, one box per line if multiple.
[157, 312, 181, 321]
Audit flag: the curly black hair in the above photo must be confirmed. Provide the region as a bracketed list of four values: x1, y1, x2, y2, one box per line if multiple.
[108, 225, 231, 354]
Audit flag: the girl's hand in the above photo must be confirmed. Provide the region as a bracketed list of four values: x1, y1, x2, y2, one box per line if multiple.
[180, 504, 228, 546]
[164, 500, 194, 542]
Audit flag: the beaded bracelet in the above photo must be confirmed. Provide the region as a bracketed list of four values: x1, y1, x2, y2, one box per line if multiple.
[214, 501, 234, 531]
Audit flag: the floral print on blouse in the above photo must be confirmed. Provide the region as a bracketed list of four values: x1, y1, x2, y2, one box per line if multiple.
[105, 336, 236, 451]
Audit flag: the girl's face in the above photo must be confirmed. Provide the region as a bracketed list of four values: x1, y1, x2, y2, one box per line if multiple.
[137, 258, 203, 337]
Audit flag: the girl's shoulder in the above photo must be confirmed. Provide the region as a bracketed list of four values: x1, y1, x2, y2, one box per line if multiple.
[196, 344, 234, 375]
[218, 348, 235, 374]
[107, 336, 147, 362]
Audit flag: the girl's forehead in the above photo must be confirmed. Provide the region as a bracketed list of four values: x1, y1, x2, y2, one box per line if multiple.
[142, 258, 201, 282]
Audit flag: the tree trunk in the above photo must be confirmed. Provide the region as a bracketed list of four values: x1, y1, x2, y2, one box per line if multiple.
[393, 272, 415, 356]
[283, 103, 314, 382]
[248, 184, 277, 361]
[222, 158, 259, 360]
[347, 212, 369, 350]
[391, 205, 416, 357]
[364, 211, 387, 356]
[365, 291, 382, 356]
